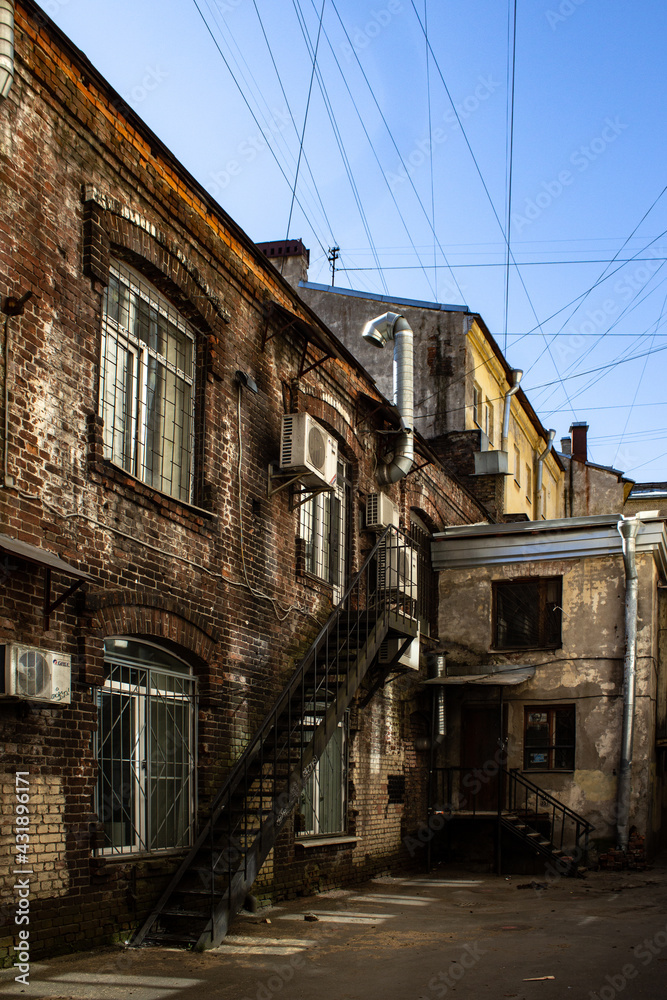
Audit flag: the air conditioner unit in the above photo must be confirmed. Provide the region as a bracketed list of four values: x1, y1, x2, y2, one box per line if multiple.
[280, 412, 338, 489]
[1, 644, 71, 704]
[378, 537, 419, 604]
[366, 493, 399, 531]
[379, 626, 421, 671]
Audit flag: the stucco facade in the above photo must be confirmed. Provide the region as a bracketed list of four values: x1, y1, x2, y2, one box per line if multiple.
[432, 516, 667, 856]
[296, 281, 564, 523]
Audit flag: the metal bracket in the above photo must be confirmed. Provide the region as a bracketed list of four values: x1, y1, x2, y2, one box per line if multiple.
[43, 566, 86, 631]
[267, 465, 333, 509]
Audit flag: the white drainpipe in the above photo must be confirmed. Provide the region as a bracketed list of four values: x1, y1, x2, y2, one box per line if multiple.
[501, 368, 523, 453]
[616, 516, 640, 852]
[535, 429, 556, 519]
[362, 311, 414, 484]
[0, 1, 14, 99]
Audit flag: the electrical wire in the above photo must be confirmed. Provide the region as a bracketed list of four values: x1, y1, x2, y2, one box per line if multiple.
[503, 0, 517, 354]
[329, 0, 466, 303]
[293, 0, 389, 293]
[191, 0, 330, 259]
[249, 0, 338, 247]
[286, 0, 326, 240]
[305, 0, 439, 300]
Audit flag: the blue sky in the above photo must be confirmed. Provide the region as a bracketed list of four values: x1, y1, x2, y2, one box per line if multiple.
[43, 0, 667, 481]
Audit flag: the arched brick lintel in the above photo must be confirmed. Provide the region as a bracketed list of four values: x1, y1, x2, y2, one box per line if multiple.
[89, 596, 217, 676]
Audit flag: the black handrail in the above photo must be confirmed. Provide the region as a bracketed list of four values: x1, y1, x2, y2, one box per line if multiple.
[132, 523, 419, 948]
[431, 766, 593, 863]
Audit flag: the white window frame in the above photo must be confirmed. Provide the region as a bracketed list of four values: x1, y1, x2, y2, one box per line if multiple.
[100, 261, 196, 503]
[297, 715, 348, 839]
[299, 459, 349, 603]
[95, 639, 197, 856]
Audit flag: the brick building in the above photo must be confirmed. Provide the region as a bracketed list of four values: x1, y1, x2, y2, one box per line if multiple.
[0, 1, 489, 963]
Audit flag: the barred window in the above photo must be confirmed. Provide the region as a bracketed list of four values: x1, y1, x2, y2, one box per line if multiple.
[300, 459, 350, 602]
[100, 261, 196, 502]
[493, 577, 562, 650]
[95, 638, 197, 855]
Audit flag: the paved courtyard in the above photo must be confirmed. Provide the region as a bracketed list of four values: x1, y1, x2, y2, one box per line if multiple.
[2, 861, 667, 1000]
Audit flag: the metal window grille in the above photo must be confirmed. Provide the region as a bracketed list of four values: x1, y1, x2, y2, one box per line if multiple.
[494, 577, 562, 650]
[409, 512, 437, 637]
[299, 459, 350, 600]
[95, 639, 197, 855]
[99, 261, 196, 503]
[297, 715, 348, 837]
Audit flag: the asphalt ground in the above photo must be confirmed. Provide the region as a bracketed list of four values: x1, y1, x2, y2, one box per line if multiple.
[2, 860, 667, 1000]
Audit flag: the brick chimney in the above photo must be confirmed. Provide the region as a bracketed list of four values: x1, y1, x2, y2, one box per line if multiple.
[570, 422, 588, 463]
[256, 239, 310, 288]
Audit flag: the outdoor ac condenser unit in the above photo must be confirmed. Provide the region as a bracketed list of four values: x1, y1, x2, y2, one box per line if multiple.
[378, 538, 418, 603]
[280, 412, 338, 489]
[379, 626, 421, 671]
[1, 643, 72, 704]
[366, 493, 399, 531]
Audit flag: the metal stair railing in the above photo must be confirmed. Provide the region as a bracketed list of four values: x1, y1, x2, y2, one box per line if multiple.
[131, 524, 419, 949]
[504, 767, 593, 867]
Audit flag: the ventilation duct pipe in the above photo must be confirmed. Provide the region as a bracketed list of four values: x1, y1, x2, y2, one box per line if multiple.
[0, 1, 14, 99]
[362, 311, 414, 484]
[535, 429, 556, 518]
[616, 516, 640, 852]
[427, 652, 447, 745]
[501, 369, 523, 453]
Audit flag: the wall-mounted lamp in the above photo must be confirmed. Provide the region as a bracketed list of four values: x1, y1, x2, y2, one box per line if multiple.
[235, 370, 258, 394]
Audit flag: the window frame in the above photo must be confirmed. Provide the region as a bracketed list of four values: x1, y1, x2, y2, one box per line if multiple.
[299, 458, 350, 602]
[99, 260, 197, 504]
[296, 714, 349, 839]
[492, 576, 563, 651]
[95, 638, 197, 857]
[472, 382, 483, 428]
[523, 704, 575, 771]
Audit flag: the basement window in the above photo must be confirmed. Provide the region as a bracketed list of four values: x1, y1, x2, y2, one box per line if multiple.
[524, 705, 575, 770]
[493, 577, 562, 650]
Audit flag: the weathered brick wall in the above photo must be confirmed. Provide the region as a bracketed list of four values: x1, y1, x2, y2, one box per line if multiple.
[0, 1, 488, 965]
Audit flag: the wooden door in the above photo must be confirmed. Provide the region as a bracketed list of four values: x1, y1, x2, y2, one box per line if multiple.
[460, 703, 506, 811]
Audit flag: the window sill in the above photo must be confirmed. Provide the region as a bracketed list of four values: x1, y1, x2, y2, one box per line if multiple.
[491, 645, 561, 653]
[93, 459, 216, 524]
[522, 769, 574, 775]
[295, 835, 359, 849]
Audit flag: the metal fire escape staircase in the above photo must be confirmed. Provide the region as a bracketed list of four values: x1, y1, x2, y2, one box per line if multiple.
[132, 526, 419, 950]
[433, 767, 593, 877]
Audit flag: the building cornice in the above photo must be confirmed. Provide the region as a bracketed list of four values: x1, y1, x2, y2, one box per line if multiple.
[432, 515, 667, 578]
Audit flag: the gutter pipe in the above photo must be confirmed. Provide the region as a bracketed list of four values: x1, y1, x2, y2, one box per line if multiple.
[0, 1, 14, 99]
[616, 516, 640, 852]
[501, 369, 523, 453]
[535, 429, 556, 518]
[362, 311, 414, 484]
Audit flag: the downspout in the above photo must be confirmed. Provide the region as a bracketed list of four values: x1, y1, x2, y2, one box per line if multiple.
[362, 311, 414, 484]
[616, 516, 640, 852]
[430, 652, 447, 745]
[501, 368, 523, 453]
[0, 1, 15, 100]
[535, 429, 556, 519]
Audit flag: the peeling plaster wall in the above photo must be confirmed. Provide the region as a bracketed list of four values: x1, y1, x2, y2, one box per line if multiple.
[437, 550, 661, 847]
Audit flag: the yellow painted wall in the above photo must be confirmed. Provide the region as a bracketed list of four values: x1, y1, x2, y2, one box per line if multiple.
[466, 320, 563, 520]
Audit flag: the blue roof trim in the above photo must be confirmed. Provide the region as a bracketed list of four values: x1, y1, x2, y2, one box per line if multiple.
[299, 281, 468, 313]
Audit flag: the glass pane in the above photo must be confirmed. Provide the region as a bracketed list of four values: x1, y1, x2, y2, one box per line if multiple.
[496, 583, 539, 647]
[525, 711, 548, 746]
[98, 691, 137, 850]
